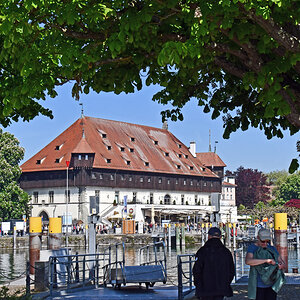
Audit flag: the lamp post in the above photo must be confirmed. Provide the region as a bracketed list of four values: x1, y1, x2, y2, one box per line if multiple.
[66, 160, 70, 247]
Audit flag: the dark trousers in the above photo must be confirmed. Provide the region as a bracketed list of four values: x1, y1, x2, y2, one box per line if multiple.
[256, 287, 277, 300]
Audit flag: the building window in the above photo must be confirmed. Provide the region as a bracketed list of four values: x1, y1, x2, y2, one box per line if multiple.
[126, 160, 131, 165]
[85, 154, 89, 160]
[148, 177, 151, 183]
[100, 174, 103, 179]
[92, 173, 96, 179]
[129, 176, 132, 182]
[183, 180, 186, 185]
[55, 158, 60, 163]
[106, 158, 111, 163]
[36, 160, 41, 164]
[95, 190, 100, 197]
[181, 194, 184, 205]
[175, 179, 179, 185]
[150, 193, 153, 204]
[211, 182, 213, 187]
[130, 148, 134, 153]
[185, 154, 188, 159]
[178, 154, 182, 158]
[164, 194, 171, 205]
[190, 180, 193, 186]
[140, 177, 144, 183]
[110, 174, 114, 180]
[204, 182, 207, 186]
[190, 166, 194, 170]
[79, 154, 82, 160]
[154, 140, 158, 145]
[177, 165, 181, 169]
[178, 144, 182, 148]
[131, 137, 135, 142]
[165, 152, 169, 157]
[33, 192, 39, 204]
[120, 147, 125, 152]
[120, 175, 125, 181]
[55, 145, 60, 150]
[133, 192, 137, 203]
[158, 178, 162, 184]
[49, 191, 54, 203]
[65, 190, 70, 203]
[167, 179, 170, 185]
[145, 162, 149, 167]
[194, 195, 197, 205]
[102, 133, 107, 138]
[107, 145, 111, 150]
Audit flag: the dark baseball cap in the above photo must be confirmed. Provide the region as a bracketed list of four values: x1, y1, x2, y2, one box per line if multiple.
[208, 227, 221, 237]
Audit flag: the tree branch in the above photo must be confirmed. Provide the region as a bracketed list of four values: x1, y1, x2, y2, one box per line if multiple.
[246, 8, 300, 53]
[214, 57, 246, 79]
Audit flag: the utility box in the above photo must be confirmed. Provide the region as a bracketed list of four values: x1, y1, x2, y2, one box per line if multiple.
[122, 220, 135, 234]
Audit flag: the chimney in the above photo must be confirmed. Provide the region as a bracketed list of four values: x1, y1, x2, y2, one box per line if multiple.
[162, 121, 168, 130]
[189, 141, 196, 157]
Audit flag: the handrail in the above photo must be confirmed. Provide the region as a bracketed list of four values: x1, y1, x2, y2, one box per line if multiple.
[177, 254, 196, 300]
[49, 252, 107, 297]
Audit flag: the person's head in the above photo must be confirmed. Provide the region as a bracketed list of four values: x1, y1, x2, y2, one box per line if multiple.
[208, 227, 221, 239]
[257, 228, 271, 248]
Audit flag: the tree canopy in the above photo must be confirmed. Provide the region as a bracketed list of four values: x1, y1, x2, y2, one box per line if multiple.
[234, 166, 270, 208]
[0, 2, 299, 141]
[0, 129, 30, 221]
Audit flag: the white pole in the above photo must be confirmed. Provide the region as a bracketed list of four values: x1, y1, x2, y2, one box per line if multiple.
[66, 165, 69, 248]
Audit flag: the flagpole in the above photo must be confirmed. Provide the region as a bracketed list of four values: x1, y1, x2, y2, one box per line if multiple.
[66, 161, 70, 248]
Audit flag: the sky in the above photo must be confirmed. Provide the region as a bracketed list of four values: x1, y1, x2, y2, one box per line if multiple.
[2, 83, 299, 174]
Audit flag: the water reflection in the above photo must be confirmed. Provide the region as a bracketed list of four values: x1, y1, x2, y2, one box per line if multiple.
[0, 246, 299, 284]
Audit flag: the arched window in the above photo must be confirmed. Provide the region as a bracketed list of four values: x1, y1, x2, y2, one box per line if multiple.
[39, 211, 49, 222]
[164, 194, 171, 205]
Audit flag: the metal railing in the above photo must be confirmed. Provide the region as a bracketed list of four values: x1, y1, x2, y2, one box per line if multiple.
[177, 254, 196, 300]
[49, 252, 107, 296]
[138, 241, 167, 276]
[234, 247, 247, 282]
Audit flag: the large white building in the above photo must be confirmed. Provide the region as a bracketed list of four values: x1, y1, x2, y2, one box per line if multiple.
[20, 116, 236, 226]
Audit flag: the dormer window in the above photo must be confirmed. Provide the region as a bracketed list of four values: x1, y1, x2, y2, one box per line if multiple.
[107, 145, 111, 150]
[145, 162, 149, 167]
[55, 158, 60, 163]
[177, 165, 181, 169]
[106, 158, 111, 163]
[185, 154, 188, 159]
[126, 160, 131, 165]
[120, 147, 125, 152]
[102, 133, 107, 138]
[154, 140, 158, 145]
[55, 143, 63, 151]
[178, 144, 182, 148]
[165, 152, 169, 157]
[178, 154, 182, 158]
[190, 166, 194, 170]
[85, 154, 89, 160]
[130, 148, 134, 153]
[78, 154, 82, 160]
[130, 137, 135, 142]
[36, 157, 46, 165]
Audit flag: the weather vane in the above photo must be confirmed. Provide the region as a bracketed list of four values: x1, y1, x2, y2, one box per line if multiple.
[79, 103, 84, 118]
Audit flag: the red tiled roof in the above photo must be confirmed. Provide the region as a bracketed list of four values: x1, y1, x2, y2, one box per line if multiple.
[222, 181, 236, 187]
[284, 199, 300, 209]
[196, 152, 227, 168]
[21, 116, 219, 178]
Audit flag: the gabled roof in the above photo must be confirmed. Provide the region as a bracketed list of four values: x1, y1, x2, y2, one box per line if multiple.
[196, 152, 227, 168]
[21, 116, 219, 178]
[284, 199, 300, 209]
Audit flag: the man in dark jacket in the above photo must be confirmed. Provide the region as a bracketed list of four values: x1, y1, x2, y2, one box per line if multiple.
[193, 227, 235, 300]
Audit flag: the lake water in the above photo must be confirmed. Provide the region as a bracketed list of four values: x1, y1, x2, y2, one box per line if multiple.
[1, 245, 300, 284]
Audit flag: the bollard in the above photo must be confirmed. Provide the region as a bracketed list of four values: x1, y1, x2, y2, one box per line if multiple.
[48, 218, 62, 250]
[233, 223, 236, 249]
[175, 225, 180, 248]
[13, 226, 17, 249]
[181, 224, 185, 247]
[274, 213, 288, 272]
[29, 217, 42, 275]
[168, 224, 171, 248]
